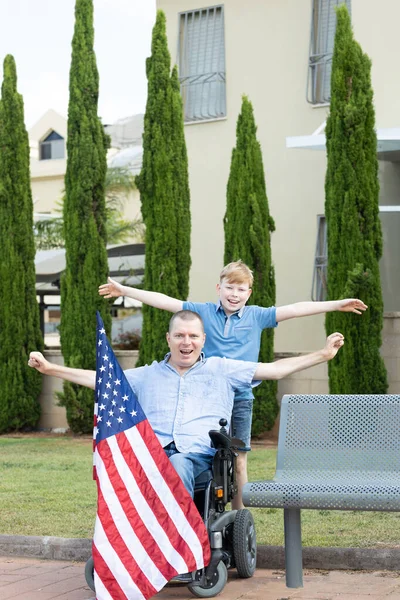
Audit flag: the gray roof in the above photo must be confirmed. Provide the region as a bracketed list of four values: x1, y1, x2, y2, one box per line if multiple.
[108, 145, 143, 175]
[105, 114, 144, 149]
[36, 244, 144, 305]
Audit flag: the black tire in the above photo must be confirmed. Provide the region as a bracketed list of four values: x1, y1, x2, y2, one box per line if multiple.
[188, 561, 228, 598]
[84, 555, 95, 592]
[233, 509, 257, 578]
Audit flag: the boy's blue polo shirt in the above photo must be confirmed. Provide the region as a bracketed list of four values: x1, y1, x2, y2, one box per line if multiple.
[182, 301, 278, 400]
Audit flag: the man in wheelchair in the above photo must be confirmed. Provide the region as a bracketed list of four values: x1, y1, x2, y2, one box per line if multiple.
[28, 310, 344, 597]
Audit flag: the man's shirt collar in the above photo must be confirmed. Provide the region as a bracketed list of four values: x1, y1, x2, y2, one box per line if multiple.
[163, 351, 206, 374]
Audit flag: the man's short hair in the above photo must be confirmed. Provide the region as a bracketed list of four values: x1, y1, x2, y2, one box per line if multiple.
[220, 260, 253, 287]
[169, 310, 205, 333]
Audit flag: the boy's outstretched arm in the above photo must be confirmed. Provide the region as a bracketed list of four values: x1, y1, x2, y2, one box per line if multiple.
[98, 277, 183, 313]
[254, 332, 344, 381]
[276, 299, 367, 322]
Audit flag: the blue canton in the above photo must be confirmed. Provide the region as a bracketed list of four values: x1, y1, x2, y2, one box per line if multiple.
[95, 312, 146, 444]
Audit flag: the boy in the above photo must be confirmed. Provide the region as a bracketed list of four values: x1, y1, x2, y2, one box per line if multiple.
[99, 261, 366, 508]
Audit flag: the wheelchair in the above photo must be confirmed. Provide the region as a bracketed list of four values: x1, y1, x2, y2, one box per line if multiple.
[84, 418, 257, 598]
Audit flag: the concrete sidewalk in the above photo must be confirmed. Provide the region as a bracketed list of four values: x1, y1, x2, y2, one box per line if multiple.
[1, 557, 400, 600]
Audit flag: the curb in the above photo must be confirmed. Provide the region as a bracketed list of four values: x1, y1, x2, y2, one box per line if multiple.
[256, 545, 400, 571]
[1, 535, 400, 571]
[0, 535, 91, 563]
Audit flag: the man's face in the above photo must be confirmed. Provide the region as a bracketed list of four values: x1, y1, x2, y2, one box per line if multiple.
[216, 279, 252, 316]
[166, 317, 206, 373]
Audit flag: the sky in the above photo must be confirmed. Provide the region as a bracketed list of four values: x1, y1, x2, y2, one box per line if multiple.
[0, 0, 157, 129]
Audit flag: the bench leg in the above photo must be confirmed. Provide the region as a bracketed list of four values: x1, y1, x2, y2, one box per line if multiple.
[283, 508, 303, 588]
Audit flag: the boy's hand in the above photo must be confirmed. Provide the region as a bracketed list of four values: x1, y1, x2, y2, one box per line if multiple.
[98, 277, 124, 299]
[322, 332, 344, 360]
[337, 299, 367, 314]
[28, 352, 51, 374]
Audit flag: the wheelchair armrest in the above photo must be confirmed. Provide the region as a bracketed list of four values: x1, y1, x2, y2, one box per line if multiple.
[209, 430, 246, 450]
[209, 430, 232, 449]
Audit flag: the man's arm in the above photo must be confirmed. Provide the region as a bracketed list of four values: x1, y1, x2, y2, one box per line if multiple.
[275, 299, 367, 323]
[254, 332, 344, 381]
[28, 352, 96, 389]
[98, 277, 183, 313]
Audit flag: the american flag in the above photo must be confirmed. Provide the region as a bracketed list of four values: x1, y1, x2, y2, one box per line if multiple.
[92, 312, 211, 600]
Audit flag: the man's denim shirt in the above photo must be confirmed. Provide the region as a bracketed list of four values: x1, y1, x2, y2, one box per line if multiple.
[125, 354, 258, 456]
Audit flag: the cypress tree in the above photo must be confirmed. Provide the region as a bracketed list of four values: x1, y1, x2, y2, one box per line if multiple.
[325, 5, 387, 394]
[0, 55, 43, 431]
[224, 96, 277, 435]
[59, 0, 111, 432]
[136, 10, 191, 365]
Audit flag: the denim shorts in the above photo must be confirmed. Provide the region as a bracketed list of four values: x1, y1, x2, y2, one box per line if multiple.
[232, 398, 253, 452]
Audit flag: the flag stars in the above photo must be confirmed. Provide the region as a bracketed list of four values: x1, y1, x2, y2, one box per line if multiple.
[97, 415, 102, 422]
[100, 365, 106, 373]
[106, 382, 111, 389]
[108, 410, 114, 417]
[103, 354, 109, 362]
[113, 390, 118, 397]
[122, 395, 129, 402]
[108, 373, 113, 379]
[99, 328, 106, 335]
[106, 420, 112, 427]
[117, 417, 123, 424]
[130, 410, 137, 417]
[99, 403, 106, 411]
[97, 378, 102, 385]
[119, 406, 126, 413]
[111, 400, 117, 406]
[114, 379, 121, 386]
[98, 340, 102, 347]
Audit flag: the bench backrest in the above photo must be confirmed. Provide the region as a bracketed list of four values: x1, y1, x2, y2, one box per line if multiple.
[276, 395, 400, 479]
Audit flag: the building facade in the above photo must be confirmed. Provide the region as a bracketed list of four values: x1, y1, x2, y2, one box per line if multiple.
[157, 0, 400, 354]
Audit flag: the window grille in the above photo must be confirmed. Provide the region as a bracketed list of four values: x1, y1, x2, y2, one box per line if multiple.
[39, 131, 65, 160]
[307, 0, 351, 104]
[311, 214, 327, 301]
[178, 5, 226, 122]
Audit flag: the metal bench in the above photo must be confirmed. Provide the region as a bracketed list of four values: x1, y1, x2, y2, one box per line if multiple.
[243, 394, 400, 588]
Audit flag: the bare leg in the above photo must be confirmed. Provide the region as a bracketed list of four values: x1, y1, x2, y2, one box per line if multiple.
[232, 451, 248, 510]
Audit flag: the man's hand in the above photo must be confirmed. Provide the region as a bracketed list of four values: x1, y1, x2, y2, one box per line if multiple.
[322, 332, 344, 360]
[99, 277, 124, 299]
[337, 299, 367, 314]
[28, 352, 51, 375]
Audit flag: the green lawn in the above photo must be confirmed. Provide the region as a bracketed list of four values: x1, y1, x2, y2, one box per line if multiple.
[1, 436, 400, 547]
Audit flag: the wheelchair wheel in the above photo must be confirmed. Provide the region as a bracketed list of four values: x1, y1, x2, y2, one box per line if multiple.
[84, 555, 95, 592]
[188, 561, 228, 598]
[233, 509, 257, 578]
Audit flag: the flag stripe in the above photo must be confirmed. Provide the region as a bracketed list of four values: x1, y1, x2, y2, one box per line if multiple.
[109, 434, 189, 575]
[97, 439, 182, 583]
[92, 565, 114, 600]
[93, 517, 145, 600]
[127, 423, 209, 570]
[96, 483, 159, 598]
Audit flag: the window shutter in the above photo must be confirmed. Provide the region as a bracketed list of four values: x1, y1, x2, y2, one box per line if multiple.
[308, 0, 351, 104]
[178, 5, 226, 122]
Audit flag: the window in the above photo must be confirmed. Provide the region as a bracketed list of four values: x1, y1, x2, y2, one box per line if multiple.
[178, 5, 226, 122]
[312, 209, 400, 310]
[39, 131, 65, 160]
[307, 0, 351, 105]
[311, 215, 327, 301]
[379, 206, 400, 312]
